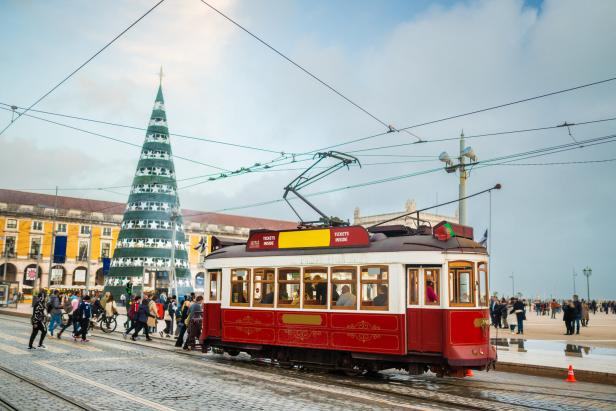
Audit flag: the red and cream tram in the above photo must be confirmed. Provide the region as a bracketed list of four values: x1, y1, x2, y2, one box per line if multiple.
[199, 222, 495, 376]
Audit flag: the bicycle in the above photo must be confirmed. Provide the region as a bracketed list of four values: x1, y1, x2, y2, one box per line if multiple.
[95, 313, 118, 333]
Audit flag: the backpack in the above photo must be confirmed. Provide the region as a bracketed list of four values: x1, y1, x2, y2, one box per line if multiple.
[128, 303, 137, 320]
[63, 300, 73, 314]
[46, 300, 53, 313]
[73, 305, 83, 320]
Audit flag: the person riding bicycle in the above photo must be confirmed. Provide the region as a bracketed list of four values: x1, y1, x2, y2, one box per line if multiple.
[104, 294, 118, 318]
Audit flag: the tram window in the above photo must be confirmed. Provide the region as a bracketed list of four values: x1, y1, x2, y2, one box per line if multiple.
[408, 269, 419, 305]
[331, 267, 357, 309]
[278, 268, 301, 308]
[424, 269, 440, 305]
[360, 266, 388, 310]
[304, 267, 328, 308]
[253, 268, 275, 307]
[230, 268, 250, 306]
[448, 262, 475, 306]
[208, 270, 221, 301]
[478, 262, 488, 307]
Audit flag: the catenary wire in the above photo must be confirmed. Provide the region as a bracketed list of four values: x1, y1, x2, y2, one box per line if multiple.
[305, 76, 616, 153]
[182, 132, 616, 216]
[196, 0, 390, 130]
[0, 102, 288, 155]
[0, 0, 165, 137]
[345, 115, 616, 154]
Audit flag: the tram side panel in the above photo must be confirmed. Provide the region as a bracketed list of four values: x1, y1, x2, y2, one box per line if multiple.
[443, 308, 494, 367]
[406, 308, 444, 353]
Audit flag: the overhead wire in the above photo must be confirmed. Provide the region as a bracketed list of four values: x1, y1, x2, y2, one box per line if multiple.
[306, 76, 616, 153]
[182, 132, 616, 216]
[196, 0, 391, 130]
[0, 0, 166, 137]
[0, 102, 288, 155]
[345, 115, 616, 154]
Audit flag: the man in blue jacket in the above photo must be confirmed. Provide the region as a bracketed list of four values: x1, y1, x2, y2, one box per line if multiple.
[76, 295, 92, 342]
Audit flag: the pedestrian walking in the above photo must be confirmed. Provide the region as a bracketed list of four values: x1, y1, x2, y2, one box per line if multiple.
[28, 291, 48, 349]
[147, 293, 158, 334]
[500, 298, 508, 329]
[563, 301, 574, 335]
[47, 290, 63, 337]
[175, 297, 191, 348]
[131, 295, 152, 341]
[582, 300, 590, 327]
[183, 295, 204, 350]
[123, 296, 141, 338]
[120, 293, 126, 307]
[572, 295, 582, 335]
[164, 295, 177, 338]
[57, 294, 76, 339]
[511, 297, 525, 335]
[76, 295, 93, 342]
[506, 298, 517, 334]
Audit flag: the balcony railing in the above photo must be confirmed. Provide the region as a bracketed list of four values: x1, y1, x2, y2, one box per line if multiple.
[1, 251, 16, 258]
[29, 252, 41, 259]
[76, 256, 90, 262]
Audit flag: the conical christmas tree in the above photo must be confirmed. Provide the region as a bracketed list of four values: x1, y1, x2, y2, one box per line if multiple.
[105, 81, 192, 298]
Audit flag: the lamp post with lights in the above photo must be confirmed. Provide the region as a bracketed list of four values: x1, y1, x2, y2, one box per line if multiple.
[583, 266, 592, 302]
[438, 131, 478, 225]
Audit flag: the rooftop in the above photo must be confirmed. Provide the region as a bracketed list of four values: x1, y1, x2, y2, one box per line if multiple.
[0, 189, 297, 230]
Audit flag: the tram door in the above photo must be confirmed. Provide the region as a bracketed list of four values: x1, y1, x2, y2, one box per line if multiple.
[406, 266, 443, 353]
[204, 269, 222, 338]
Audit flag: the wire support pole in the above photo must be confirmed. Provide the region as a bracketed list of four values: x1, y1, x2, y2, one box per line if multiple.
[169, 209, 178, 299]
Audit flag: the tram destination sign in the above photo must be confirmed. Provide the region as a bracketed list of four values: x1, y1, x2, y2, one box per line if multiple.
[246, 226, 370, 251]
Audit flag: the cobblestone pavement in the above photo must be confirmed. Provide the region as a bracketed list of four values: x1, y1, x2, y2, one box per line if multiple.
[0, 314, 614, 411]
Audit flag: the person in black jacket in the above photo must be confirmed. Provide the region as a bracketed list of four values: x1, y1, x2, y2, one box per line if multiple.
[572, 295, 582, 335]
[175, 299, 191, 347]
[493, 300, 502, 329]
[28, 291, 48, 349]
[563, 301, 574, 335]
[511, 298, 526, 334]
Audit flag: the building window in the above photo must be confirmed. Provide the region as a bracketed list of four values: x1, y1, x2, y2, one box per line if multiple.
[253, 268, 275, 307]
[277, 268, 300, 308]
[4, 236, 16, 257]
[448, 262, 474, 306]
[331, 267, 357, 309]
[80, 225, 91, 235]
[6, 219, 17, 229]
[478, 262, 489, 307]
[360, 266, 388, 310]
[32, 221, 43, 231]
[102, 227, 112, 237]
[56, 223, 67, 233]
[303, 267, 328, 308]
[78, 240, 89, 261]
[408, 268, 419, 305]
[101, 241, 111, 259]
[29, 237, 42, 258]
[424, 268, 440, 305]
[208, 270, 220, 301]
[230, 268, 250, 306]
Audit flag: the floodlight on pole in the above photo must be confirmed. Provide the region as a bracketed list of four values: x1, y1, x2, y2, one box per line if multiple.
[583, 266, 592, 302]
[438, 131, 479, 225]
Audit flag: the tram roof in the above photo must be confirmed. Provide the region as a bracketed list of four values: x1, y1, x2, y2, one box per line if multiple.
[205, 234, 487, 260]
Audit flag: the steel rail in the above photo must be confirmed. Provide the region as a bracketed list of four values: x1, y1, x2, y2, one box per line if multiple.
[0, 364, 89, 410]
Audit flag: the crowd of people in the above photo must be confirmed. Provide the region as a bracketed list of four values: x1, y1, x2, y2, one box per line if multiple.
[489, 294, 616, 337]
[27, 289, 204, 351]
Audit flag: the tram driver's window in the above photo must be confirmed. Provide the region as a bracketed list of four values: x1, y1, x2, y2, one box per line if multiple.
[278, 268, 301, 308]
[478, 262, 488, 307]
[448, 262, 474, 306]
[360, 265, 388, 310]
[208, 270, 221, 301]
[253, 268, 275, 307]
[331, 267, 357, 309]
[303, 267, 328, 308]
[424, 269, 440, 305]
[408, 269, 419, 305]
[231, 268, 250, 306]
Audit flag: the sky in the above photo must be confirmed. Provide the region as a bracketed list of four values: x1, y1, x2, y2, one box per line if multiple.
[1, 0, 615, 299]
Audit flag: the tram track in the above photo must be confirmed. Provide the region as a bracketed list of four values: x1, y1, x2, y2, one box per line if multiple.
[1, 315, 614, 410]
[0, 364, 89, 411]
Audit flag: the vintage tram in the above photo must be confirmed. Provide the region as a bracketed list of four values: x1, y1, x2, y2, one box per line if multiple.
[199, 221, 495, 376]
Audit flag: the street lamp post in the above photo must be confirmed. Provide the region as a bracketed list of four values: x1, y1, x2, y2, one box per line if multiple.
[583, 266, 592, 302]
[168, 208, 179, 299]
[509, 273, 515, 297]
[438, 131, 478, 225]
[572, 268, 577, 296]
